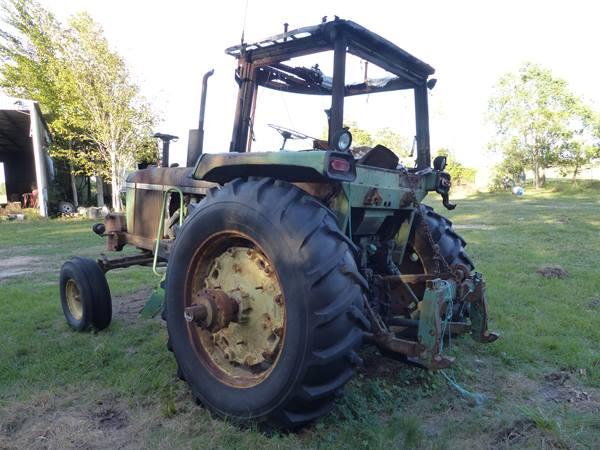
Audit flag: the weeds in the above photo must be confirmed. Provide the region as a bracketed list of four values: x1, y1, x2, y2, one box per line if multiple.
[0, 183, 598, 448]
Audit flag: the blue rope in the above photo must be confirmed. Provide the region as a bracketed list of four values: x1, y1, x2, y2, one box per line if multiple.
[440, 371, 486, 406]
[439, 282, 487, 406]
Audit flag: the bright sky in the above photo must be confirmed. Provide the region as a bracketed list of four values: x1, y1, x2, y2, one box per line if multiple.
[37, 0, 600, 168]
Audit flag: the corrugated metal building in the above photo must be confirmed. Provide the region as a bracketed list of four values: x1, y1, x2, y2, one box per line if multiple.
[0, 96, 53, 216]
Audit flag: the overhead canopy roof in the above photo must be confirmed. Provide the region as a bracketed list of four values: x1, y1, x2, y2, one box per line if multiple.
[0, 98, 51, 154]
[226, 18, 435, 95]
[0, 108, 33, 154]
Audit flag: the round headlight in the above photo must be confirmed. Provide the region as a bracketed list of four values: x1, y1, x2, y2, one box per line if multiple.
[332, 129, 352, 152]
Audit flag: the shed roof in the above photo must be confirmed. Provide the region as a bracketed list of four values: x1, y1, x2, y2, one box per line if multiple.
[0, 97, 51, 155]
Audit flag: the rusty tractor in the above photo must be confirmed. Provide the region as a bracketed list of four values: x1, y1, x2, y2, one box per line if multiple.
[59, 18, 498, 428]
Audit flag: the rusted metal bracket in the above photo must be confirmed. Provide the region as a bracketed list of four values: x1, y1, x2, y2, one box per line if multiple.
[416, 279, 455, 369]
[97, 252, 157, 273]
[381, 273, 451, 285]
[467, 274, 499, 343]
[363, 278, 456, 370]
[368, 332, 425, 357]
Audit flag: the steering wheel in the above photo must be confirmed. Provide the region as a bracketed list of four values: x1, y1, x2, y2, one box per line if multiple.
[268, 124, 314, 150]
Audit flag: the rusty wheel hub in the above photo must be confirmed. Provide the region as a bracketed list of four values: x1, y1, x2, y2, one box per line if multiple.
[187, 242, 285, 385]
[184, 289, 239, 332]
[65, 279, 83, 320]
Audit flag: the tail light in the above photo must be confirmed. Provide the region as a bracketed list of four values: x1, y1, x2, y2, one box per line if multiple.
[330, 157, 351, 172]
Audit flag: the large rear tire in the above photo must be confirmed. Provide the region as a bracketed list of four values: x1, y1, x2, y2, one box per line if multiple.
[165, 178, 369, 428]
[400, 204, 474, 275]
[396, 204, 474, 328]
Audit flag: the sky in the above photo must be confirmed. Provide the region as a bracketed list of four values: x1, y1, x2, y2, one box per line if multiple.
[33, 0, 600, 168]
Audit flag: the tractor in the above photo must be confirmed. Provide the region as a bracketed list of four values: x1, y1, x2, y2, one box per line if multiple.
[59, 17, 497, 428]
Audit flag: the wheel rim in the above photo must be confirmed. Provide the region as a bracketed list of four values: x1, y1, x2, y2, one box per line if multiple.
[185, 232, 286, 388]
[65, 279, 83, 320]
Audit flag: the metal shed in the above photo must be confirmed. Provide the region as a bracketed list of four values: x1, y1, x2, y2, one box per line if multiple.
[0, 96, 53, 217]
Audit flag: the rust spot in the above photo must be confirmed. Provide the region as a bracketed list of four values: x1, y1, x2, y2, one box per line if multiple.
[363, 187, 382, 206]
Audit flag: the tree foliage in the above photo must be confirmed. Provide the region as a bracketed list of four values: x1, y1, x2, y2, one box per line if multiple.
[488, 62, 598, 187]
[346, 122, 410, 156]
[0, 0, 157, 210]
[65, 13, 157, 210]
[557, 107, 600, 182]
[435, 148, 476, 185]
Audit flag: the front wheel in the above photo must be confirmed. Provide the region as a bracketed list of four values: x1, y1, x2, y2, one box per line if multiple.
[59, 257, 112, 331]
[165, 178, 369, 428]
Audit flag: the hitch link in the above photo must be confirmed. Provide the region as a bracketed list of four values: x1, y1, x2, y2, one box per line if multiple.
[467, 274, 499, 343]
[416, 279, 455, 369]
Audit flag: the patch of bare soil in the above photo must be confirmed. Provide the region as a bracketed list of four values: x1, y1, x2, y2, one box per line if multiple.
[112, 288, 154, 324]
[0, 393, 141, 450]
[541, 371, 598, 413]
[92, 402, 129, 431]
[491, 417, 569, 450]
[493, 418, 537, 447]
[358, 346, 414, 383]
[588, 298, 600, 310]
[0, 256, 45, 282]
[536, 265, 569, 279]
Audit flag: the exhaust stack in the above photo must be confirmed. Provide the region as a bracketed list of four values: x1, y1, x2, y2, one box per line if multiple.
[187, 69, 214, 167]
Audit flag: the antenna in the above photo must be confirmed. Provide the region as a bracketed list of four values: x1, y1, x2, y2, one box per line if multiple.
[240, 0, 249, 44]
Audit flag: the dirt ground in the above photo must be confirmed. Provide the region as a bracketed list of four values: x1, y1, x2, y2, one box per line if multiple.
[0, 256, 45, 282]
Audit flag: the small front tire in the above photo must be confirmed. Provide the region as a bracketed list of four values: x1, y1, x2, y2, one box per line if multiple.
[59, 257, 112, 331]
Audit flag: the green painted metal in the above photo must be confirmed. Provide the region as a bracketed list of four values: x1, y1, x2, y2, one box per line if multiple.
[192, 149, 443, 242]
[468, 274, 495, 343]
[341, 165, 428, 209]
[140, 187, 187, 319]
[193, 150, 356, 183]
[139, 287, 165, 318]
[330, 163, 434, 237]
[418, 279, 456, 362]
[153, 187, 186, 277]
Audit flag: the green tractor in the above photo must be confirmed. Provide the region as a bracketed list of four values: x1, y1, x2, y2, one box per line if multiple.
[59, 18, 497, 428]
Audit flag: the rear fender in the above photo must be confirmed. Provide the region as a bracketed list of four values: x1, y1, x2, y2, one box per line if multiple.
[192, 151, 355, 184]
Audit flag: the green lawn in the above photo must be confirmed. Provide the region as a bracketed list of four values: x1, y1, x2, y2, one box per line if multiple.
[0, 183, 598, 449]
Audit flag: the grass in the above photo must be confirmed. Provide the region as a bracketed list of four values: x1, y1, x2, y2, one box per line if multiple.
[0, 183, 599, 449]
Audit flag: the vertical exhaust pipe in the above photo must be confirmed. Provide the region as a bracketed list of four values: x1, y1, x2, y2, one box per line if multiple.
[187, 69, 214, 167]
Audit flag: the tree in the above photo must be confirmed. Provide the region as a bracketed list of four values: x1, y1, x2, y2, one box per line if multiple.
[435, 148, 476, 185]
[346, 122, 410, 158]
[557, 107, 600, 183]
[373, 127, 410, 156]
[0, 0, 97, 190]
[346, 121, 373, 147]
[65, 13, 156, 211]
[488, 62, 594, 188]
[0, 0, 157, 211]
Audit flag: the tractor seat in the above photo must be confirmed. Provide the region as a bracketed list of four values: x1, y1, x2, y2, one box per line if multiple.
[356, 145, 399, 170]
